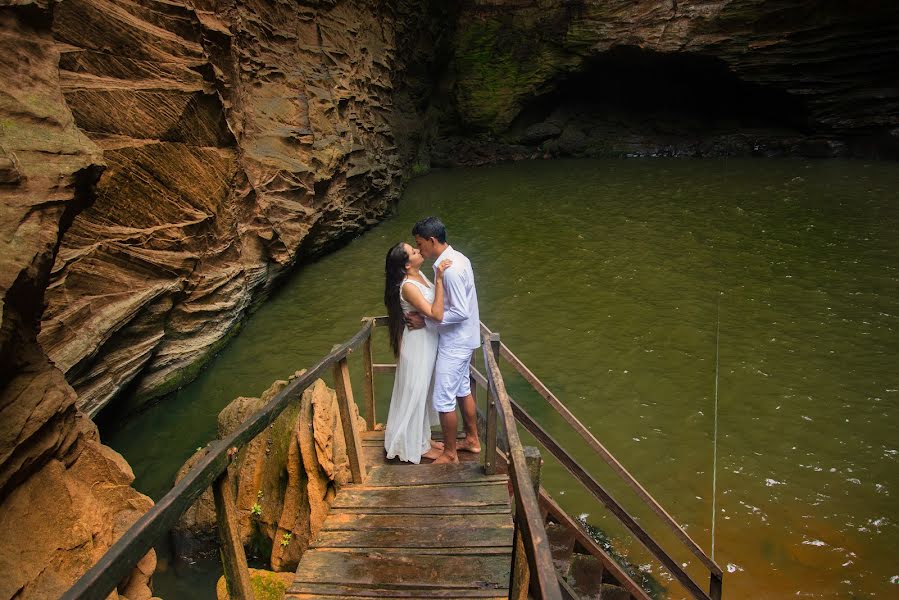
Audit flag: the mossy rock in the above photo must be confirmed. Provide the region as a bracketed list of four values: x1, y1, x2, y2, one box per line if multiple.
[216, 568, 294, 600]
[453, 13, 578, 132]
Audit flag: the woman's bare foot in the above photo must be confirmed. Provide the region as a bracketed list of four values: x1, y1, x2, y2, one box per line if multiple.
[421, 447, 442, 460]
[433, 452, 459, 464]
[429, 439, 445, 450]
[457, 438, 481, 453]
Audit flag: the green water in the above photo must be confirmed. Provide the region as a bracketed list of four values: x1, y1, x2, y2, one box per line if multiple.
[101, 159, 899, 599]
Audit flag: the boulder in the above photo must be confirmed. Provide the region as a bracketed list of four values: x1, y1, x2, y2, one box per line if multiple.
[172, 374, 366, 572]
[521, 122, 562, 144]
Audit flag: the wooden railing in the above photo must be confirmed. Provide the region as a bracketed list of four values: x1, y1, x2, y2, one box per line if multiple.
[481, 332, 563, 600]
[63, 320, 375, 600]
[64, 315, 721, 600]
[471, 321, 725, 600]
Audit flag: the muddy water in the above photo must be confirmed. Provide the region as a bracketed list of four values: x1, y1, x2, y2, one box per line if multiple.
[103, 158, 899, 598]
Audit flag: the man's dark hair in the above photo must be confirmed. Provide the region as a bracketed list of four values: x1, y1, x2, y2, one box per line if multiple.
[411, 216, 447, 243]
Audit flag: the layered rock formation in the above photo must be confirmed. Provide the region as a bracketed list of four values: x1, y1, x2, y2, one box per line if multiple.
[444, 0, 899, 160]
[0, 4, 154, 598]
[172, 375, 365, 573]
[36, 0, 448, 416]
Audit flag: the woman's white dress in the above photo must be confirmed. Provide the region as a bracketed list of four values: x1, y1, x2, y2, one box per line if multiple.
[384, 275, 440, 463]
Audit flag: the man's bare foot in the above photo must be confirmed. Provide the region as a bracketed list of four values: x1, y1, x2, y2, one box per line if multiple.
[433, 452, 459, 464]
[421, 447, 442, 460]
[429, 439, 445, 450]
[457, 438, 481, 453]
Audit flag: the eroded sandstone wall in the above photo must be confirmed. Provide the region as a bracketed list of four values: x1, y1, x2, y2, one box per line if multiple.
[37, 0, 449, 416]
[1, 1, 447, 596]
[0, 4, 155, 598]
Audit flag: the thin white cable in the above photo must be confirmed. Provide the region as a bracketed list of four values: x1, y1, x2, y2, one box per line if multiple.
[711, 293, 721, 562]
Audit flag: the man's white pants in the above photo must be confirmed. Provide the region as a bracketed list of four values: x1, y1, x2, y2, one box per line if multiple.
[432, 348, 473, 413]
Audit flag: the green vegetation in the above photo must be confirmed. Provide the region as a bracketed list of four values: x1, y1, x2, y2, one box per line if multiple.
[280, 532, 292, 547]
[453, 14, 578, 132]
[249, 571, 290, 600]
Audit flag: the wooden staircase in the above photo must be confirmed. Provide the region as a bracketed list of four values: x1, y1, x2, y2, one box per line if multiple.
[287, 431, 514, 599]
[64, 318, 722, 600]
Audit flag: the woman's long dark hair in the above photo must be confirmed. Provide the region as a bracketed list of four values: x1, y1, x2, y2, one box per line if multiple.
[384, 242, 410, 357]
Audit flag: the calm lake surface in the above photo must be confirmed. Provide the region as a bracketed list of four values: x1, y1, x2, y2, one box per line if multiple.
[101, 158, 898, 599]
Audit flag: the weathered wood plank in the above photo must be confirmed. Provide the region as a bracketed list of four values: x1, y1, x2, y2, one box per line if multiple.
[481, 335, 562, 600]
[362, 430, 466, 442]
[350, 479, 503, 493]
[362, 444, 480, 466]
[309, 547, 513, 556]
[328, 505, 512, 516]
[291, 551, 510, 590]
[484, 337, 499, 475]
[362, 326, 376, 429]
[510, 447, 543, 600]
[312, 526, 513, 550]
[213, 470, 255, 600]
[331, 480, 509, 509]
[334, 357, 366, 483]
[323, 512, 500, 531]
[287, 584, 506, 598]
[321, 512, 512, 531]
[361, 463, 506, 487]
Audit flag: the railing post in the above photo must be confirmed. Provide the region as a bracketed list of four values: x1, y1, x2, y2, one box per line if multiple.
[484, 333, 500, 475]
[510, 446, 543, 600]
[213, 452, 255, 600]
[710, 572, 723, 600]
[333, 357, 367, 483]
[362, 322, 376, 429]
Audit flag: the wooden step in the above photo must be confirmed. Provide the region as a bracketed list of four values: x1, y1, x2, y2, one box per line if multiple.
[360, 462, 505, 487]
[362, 444, 481, 467]
[312, 525, 513, 550]
[321, 512, 512, 532]
[288, 551, 510, 597]
[331, 480, 509, 510]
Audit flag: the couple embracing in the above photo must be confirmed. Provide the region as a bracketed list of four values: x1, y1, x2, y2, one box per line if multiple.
[382, 216, 481, 464]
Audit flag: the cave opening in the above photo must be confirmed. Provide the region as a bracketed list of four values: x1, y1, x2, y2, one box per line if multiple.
[510, 45, 811, 147]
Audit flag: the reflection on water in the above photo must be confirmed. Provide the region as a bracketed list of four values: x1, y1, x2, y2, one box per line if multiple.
[101, 159, 899, 599]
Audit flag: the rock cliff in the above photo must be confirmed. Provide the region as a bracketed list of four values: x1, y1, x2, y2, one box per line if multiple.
[0, 0, 445, 596]
[0, 4, 154, 598]
[36, 0, 449, 416]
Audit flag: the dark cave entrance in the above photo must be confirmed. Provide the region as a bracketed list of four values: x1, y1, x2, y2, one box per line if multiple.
[509, 46, 812, 153]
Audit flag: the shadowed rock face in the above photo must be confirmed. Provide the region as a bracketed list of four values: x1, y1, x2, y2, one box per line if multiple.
[0, 5, 154, 598]
[447, 0, 899, 159]
[37, 0, 448, 416]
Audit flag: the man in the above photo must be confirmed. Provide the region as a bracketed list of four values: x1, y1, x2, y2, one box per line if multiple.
[405, 216, 481, 464]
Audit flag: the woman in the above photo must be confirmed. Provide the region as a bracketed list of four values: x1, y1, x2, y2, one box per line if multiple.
[383, 242, 452, 463]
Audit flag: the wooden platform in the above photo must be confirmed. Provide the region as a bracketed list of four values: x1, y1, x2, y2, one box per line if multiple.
[287, 430, 514, 599]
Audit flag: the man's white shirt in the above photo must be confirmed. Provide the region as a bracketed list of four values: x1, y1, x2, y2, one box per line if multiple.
[427, 245, 480, 353]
